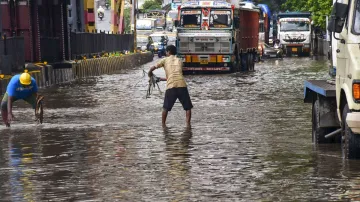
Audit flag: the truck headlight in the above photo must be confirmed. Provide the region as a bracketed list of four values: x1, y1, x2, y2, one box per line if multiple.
[353, 83, 360, 101]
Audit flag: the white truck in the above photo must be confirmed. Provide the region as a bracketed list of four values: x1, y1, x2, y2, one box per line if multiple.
[277, 12, 312, 56]
[304, 0, 360, 159]
[136, 18, 157, 36]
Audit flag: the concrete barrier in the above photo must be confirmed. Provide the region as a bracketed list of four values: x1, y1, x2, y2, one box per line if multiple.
[0, 52, 153, 95]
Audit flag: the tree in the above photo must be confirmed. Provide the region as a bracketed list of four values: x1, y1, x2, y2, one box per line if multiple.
[124, 8, 131, 33]
[141, 0, 162, 11]
[279, 0, 332, 30]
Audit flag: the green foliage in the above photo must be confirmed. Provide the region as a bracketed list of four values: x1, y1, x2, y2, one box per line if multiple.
[257, 0, 332, 29]
[280, 0, 332, 29]
[124, 8, 131, 33]
[141, 0, 162, 11]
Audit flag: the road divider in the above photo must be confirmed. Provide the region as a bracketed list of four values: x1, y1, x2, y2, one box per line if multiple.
[0, 52, 153, 95]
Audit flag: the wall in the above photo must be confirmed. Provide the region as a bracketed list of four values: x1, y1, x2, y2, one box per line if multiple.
[0, 52, 153, 95]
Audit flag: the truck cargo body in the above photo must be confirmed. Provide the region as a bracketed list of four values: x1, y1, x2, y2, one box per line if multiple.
[176, 0, 259, 73]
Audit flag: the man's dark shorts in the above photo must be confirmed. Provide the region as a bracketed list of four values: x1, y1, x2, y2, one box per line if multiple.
[163, 87, 193, 111]
[1, 92, 37, 111]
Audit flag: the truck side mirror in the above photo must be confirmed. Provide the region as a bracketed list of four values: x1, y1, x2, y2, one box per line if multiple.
[328, 2, 349, 33]
[174, 20, 179, 27]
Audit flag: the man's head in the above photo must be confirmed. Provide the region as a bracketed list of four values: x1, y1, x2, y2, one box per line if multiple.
[165, 45, 177, 56]
[19, 72, 32, 86]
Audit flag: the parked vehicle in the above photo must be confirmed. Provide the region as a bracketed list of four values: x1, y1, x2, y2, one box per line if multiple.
[303, 0, 360, 159]
[136, 35, 150, 52]
[175, 0, 260, 73]
[136, 18, 158, 36]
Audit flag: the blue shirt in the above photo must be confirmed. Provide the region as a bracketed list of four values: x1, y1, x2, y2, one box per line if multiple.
[6, 75, 38, 99]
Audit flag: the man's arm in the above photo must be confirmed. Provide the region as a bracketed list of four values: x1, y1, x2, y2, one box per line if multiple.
[148, 59, 165, 77]
[7, 96, 14, 115]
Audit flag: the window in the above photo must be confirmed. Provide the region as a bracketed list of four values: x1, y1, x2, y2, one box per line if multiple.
[280, 21, 310, 32]
[353, 0, 360, 34]
[209, 10, 231, 28]
[259, 22, 264, 32]
[181, 10, 201, 27]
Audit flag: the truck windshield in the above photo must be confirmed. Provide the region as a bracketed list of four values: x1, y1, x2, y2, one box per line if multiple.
[181, 10, 201, 27]
[280, 21, 310, 31]
[353, 0, 360, 34]
[210, 10, 231, 28]
[151, 36, 165, 43]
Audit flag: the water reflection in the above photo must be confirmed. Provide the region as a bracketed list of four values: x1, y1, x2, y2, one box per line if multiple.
[8, 134, 36, 202]
[163, 127, 193, 201]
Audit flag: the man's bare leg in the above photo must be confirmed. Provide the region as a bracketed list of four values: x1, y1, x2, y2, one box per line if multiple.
[186, 110, 191, 128]
[162, 109, 168, 128]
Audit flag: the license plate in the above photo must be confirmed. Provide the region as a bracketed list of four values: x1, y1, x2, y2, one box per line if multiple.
[200, 59, 208, 64]
[292, 47, 297, 52]
[270, 54, 277, 57]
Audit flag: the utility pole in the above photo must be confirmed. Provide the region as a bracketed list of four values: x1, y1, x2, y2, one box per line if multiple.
[130, 0, 137, 52]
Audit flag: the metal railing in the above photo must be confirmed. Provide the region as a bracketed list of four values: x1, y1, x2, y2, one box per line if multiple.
[70, 31, 134, 59]
[0, 36, 25, 74]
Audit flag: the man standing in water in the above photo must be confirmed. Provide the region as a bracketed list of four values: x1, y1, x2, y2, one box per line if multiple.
[148, 45, 193, 128]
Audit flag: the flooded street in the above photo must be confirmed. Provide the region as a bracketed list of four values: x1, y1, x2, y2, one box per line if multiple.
[1, 57, 360, 201]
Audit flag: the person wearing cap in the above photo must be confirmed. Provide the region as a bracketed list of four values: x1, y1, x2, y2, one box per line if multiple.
[1, 71, 38, 127]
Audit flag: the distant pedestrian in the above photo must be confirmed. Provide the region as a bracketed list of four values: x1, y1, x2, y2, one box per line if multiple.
[148, 45, 193, 128]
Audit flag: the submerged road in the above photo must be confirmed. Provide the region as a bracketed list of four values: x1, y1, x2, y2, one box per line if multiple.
[0, 57, 359, 201]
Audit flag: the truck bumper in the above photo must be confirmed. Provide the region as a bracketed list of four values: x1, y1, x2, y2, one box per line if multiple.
[284, 44, 311, 53]
[183, 67, 231, 71]
[346, 112, 360, 134]
[180, 54, 233, 72]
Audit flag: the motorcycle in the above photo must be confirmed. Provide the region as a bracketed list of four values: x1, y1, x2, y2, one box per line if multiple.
[98, 12, 104, 21]
[157, 42, 166, 58]
[105, 3, 110, 10]
[273, 39, 284, 58]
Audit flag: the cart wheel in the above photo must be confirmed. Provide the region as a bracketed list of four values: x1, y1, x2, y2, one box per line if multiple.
[36, 95, 44, 124]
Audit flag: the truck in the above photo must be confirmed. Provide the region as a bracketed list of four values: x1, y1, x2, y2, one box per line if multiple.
[166, 9, 179, 32]
[175, 0, 260, 73]
[136, 18, 157, 36]
[144, 10, 167, 30]
[276, 12, 312, 56]
[303, 0, 360, 159]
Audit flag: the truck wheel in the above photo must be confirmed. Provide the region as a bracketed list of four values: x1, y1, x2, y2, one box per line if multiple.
[312, 99, 329, 143]
[250, 54, 255, 71]
[312, 99, 340, 144]
[342, 104, 360, 159]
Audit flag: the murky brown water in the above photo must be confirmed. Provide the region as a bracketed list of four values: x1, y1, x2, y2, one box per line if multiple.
[1, 57, 360, 201]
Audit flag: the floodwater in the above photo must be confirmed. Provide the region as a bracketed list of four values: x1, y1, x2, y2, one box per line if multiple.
[1, 57, 360, 201]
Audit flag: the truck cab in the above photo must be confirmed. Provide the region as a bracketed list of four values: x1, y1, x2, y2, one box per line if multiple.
[304, 0, 360, 159]
[175, 0, 259, 73]
[277, 12, 312, 56]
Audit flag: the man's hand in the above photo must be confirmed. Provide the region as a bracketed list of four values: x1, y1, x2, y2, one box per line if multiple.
[7, 113, 14, 122]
